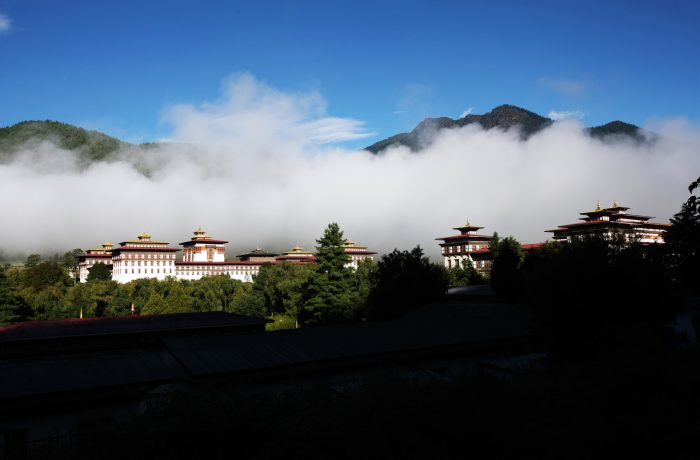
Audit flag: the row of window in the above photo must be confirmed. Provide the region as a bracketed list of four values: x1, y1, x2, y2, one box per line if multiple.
[181, 271, 253, 277]
[443, 244, 482, 254]
[114, 268, 174, 275]
[115, 260, 172, 267]
[119, 253, 175, 260]
[446, 258, 488, 269]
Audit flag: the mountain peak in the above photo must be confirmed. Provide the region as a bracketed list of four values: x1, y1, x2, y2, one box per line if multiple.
[365, 105, 642, 153]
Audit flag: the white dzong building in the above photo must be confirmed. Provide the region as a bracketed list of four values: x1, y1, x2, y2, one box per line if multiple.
[545, 201, 671, 244]
[436, 221, 493, 271]
[342, 239, 377, 269]
[78, 229, 378, 284]
[77, 242, 114, 283]
[175, 229, 261, 283]
[110, 233, 179, 283]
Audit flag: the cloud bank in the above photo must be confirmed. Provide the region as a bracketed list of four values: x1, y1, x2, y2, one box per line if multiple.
[1, 74, 698, 261]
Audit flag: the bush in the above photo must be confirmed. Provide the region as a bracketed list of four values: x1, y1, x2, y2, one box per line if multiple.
[367, 246, 449, 320]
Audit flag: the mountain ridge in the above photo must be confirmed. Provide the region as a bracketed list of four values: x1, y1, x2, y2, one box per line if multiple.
[365, 105, 648, 153]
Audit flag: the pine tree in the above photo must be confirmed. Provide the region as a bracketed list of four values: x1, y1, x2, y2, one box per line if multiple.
[301, 223, 355, 324]
[0, 264, 29, 325]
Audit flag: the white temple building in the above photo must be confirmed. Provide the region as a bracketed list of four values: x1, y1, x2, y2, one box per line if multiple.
[110, 233, 178, 283]
[77, 229, 376, 284]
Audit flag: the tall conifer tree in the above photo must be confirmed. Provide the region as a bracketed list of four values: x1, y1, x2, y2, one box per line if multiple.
[301, 223, 354, 324]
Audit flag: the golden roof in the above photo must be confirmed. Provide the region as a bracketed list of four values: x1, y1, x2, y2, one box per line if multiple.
[452, 220, 484, 231]
[122, 233, 169, 245]
[192, 227, 211, 239]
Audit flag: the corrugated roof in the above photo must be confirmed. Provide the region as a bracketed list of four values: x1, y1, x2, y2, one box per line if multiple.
[162, 303, 529, 377]
[0, 347, 187, 401]
[0, 312, 270, 343]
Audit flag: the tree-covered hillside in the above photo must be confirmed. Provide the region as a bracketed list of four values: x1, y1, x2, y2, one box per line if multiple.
[0, 120, 151, 167]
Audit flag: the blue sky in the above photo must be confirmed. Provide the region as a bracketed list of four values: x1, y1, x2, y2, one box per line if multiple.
[1, 0, 698, 146]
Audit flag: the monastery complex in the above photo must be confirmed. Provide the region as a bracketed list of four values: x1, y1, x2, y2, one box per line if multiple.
[438, 202, 671, 271]
[77, 229, 377, 284]
[77, 202, 670, 283]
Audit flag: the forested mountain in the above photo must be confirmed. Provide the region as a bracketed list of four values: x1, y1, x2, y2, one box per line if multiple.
[365, 105, 648, 153]
[0, 109, 651, 163]
[0, 120, 154, 167]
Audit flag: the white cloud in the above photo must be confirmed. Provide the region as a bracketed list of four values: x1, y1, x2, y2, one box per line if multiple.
[163, 73, 373, 148]
[0, 13, 11, 33]
[460, 108, 473, 118]
[548, 110, 586, 121]
[0, 75, 698, 261]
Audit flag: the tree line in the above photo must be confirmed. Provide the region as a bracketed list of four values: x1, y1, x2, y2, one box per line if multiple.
[0, 223, 452, 327]
[487, 175, 700, 359]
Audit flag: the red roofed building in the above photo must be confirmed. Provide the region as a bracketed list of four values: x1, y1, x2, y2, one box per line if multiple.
[436, 221, 493, 272]
[79, 229, 378, 284]
[176, 229, 269, 282]
[111, 233, 179, 283]
[275, 245, 317, 264]
[546, 201, 670, 244]
[342, 239, 377, 269]
[77, 242, 114, 283]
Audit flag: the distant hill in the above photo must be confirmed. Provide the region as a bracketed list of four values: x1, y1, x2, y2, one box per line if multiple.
[587, 120, 649, 142]
[0, 120, 154, 168]
[365, 105, 648, 153]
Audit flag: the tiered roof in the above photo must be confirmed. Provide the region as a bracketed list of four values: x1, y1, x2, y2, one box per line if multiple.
[78, 242, 114, 260]
[113, 233, 179, 253]
[437, 220, 492, 242]
[342, 239, 377, 256]
[546, 201, 671, 240]
[237, 247, 280, 260]
[179, 228, 229, 246]
[275, 245, 317, 263]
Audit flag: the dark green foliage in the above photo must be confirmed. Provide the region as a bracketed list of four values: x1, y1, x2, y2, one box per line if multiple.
[522, 236, 679, 359]
[22, 261, 72, 291]
[665, 175, 700, 294]
[87, 263, 111, 281]
[0, 120, 127, 166]
[61, 248, 84, 272]
[67, 280, 120, 318]
[16, 261, 73, 320]
[0, 264, 30, 325]
[447, 258, 484, 287]
[300, 223, 358, 324]
[250, 262, 314, 317]
[24, 253, 41, 269]
[489, 234, 524, 301]
[367, 246, 449, 320]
